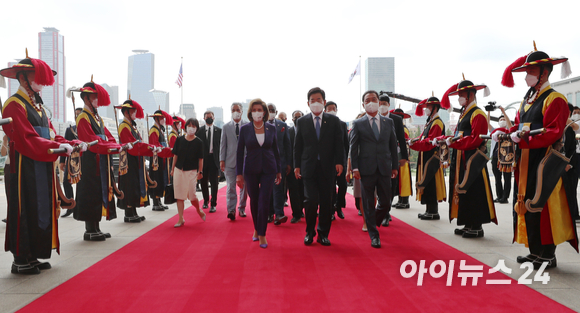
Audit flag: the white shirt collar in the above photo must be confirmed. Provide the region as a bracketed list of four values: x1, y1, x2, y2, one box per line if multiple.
[311, 112, 324, 120]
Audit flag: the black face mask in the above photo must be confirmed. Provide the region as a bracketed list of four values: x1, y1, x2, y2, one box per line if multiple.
[205, 117, 213, 125]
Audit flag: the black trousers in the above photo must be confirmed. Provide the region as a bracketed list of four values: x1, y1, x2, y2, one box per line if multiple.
[361, 172, 391, 240]
[303, 162, 333, 237]
[332, 169, 347, 209]
[200, 156, 219, 206]
[287, 169, 304, 218]
[492, 156, 512, 201]
[524, 210, 556, 258]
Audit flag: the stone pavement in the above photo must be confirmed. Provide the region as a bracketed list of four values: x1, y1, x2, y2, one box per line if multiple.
[0, 179, 579, 312]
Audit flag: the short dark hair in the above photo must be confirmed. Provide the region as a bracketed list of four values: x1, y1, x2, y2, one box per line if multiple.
[185, 118, 199, 129]
[362, 90, 379, 102]
[75, 108, 82, 112]
[307, 87, 325, 101]
[247, 98, 269, 122]
[203, 111, 214, 119]
[325, 101, 337, 109]
[379, 94, 390, 103]
[231, 102, 242, 111]
[573, 106, 580, 112]
[292, 110, 303, 118]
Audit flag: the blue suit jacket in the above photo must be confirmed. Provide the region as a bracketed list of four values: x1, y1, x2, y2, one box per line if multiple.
[236, 122, 281, 176]
[349, 114, 398, 176]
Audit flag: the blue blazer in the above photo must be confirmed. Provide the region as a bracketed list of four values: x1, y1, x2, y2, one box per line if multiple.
[236, 122, 281, 176]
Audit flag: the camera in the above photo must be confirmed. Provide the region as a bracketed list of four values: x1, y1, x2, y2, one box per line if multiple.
[484, 101, 498, 112]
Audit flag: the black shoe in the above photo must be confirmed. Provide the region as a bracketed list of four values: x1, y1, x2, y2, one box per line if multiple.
[227, 212, 235, 221]
[462, 228, 484, 238]
[268, 215, 274, 223]
[420, 213, 440, 220]
[99, 232, 112, 239]
[239, 209, 246, 217]
[317, 236, 331, 246]
[139, 215, 146, 221]
[2, 219, 6, 223]
[290, 217, 300, 223]
[202, 203, 208, 209]
[11, 263, 40, 275]
[395, 203, 410, 209]
[371, 238, 381, 248]
[330, 214, 336, 221]
[392, 202, 400, 208]
[209, 206, 216, 213]
[304, 234, 314, 245]
[162, 205, 169, 210]
[301, 213, 304, 218]
[517, 254, 539, 264]
[498, 198, 509, 204]
[84, 232, 106, 241]
[284, 201, 289, 207]
[124, 216, 142, 223]
[29, 260, 52, 270]
[454, 226, 470, 235]
[533, 257, 557, 270]
[336, 208, 345, 219]
[152, 205, 164, 211]
[493, 198, 501, 203]
[61, 209, 74, 217]
[358, 210, 362, 216]
[273, 215, 288, 225]
[381, 217, 389, 227]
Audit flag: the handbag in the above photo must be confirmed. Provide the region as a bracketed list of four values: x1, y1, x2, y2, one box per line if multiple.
[164, 184, 176, 205]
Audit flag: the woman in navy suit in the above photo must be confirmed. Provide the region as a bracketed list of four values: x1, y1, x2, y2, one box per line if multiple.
[236, 98, 281, 248]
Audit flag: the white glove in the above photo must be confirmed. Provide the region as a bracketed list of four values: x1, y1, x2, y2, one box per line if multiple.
[126, 143, 133, 150]
[510, 132, 521, 143]
[446, 138, 452, 147]
[431, 138, 439, 146]
[59, 143, 73, 156]
[79, 142, 88, 152]
[406, 139, 412, 146]
[492, 131, 505, 142]
[157, 146, 163, 153]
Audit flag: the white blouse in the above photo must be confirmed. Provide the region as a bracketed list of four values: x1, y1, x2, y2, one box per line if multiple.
[256, 133, 265, 146]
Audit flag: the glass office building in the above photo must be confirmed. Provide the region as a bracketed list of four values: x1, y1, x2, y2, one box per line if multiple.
[365, 57, 395, 94]
[39, 27, 66, 123]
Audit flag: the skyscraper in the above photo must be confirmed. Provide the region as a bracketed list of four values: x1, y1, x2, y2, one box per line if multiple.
[206, 106, 224, 128]
[127, 50, 169, 115]
[365, 57, 395, 94]
[39, 27, 66, 123]
[179, 103, 196, 119]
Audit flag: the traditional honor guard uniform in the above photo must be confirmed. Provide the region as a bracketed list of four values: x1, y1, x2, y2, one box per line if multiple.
[391, 108, 413, 209]
[442, 79, 497, 238]
[1, 55, 80, 274]
[148, 110, 174, 211]
[169, 116, 185, 149]
[73, 81, 122, 241]
[409, 98, 447, 219]
[501, 45, 578, 269]
[116, 100, 156, 222]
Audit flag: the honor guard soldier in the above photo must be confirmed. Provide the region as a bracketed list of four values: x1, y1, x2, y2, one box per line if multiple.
[441, 76, 497, 238]
[499, 42, 578, 269]
[1, 52, 84, 274]
[169, 115, 185, 149]
[72, 79, 124, 241]
[410, 96, 447, 219]
[116, 99, 157, 222]
[148, 110, 174, 211]
[391, 108, 413, 209]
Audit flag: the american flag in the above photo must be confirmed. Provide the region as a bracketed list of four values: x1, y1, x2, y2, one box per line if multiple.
[175, 64, 183, 87]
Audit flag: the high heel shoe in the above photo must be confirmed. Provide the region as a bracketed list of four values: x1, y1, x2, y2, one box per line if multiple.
[252, 237, 259, 242]
[174, 220, 185, 228]
[198, 209, 206, 221]
[259, 243, 268, 249]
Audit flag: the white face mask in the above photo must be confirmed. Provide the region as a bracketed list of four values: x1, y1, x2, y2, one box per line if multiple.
[572, 114, 580, 121]
[309, 102, 324, 115]
[424, 108, 431, 117]
[326, 110, 337, 116]
[365, 102, 379, 114]
[252, 111, 264, 122]
[525, 73, 539, 87]
[130, 112, 137, 120]
[30, 81, 44, 93]
[378, 105, 390, 115]
[498, 121, 506, 128]
[232, 112, 242, 121]
[186, 126, 196, 135]
[458, 96, 467, 106]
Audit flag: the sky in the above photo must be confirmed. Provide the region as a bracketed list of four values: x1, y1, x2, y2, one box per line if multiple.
[1, 0, 580, 125]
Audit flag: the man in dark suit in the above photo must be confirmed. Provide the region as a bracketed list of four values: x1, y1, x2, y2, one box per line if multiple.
[267, 103, 291, 225]
[196, 111, 222, 213]
[350, 90, 399, 248]
[288, 110, 304, 223]
[294, 87, 344, 246]
[378, 94, 409, 226]
[324, 101, 348, 220]
[59, 107, 82, 217]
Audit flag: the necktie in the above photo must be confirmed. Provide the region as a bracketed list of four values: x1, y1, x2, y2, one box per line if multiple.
[315, 116, 321, 140]
[372, 117, 379, 140]
[235, 123, 239, 139]
[208, 127, 213, 153]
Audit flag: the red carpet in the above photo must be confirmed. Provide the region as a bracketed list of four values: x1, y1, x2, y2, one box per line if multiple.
[20, 187, 574, 312]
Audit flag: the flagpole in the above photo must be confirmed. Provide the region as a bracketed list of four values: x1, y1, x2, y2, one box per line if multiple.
[180, 57, 183, 107]
[359, 55, 362, 112]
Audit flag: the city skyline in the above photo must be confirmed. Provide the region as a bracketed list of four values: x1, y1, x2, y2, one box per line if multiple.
[38, 27, 66, 123]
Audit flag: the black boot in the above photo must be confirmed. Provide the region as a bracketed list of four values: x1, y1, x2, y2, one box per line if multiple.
[395, 197, 410, 209]
[95, 222, 111, 238]
[29, 258, 52, 270]
[124, 207, 141, 223]
[152, 198, 164, 211]
[11, 256, 40, 275]
[420, 203, 440, 220]
[84, 221, 106, 241]
[134, 207, 146, 221]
